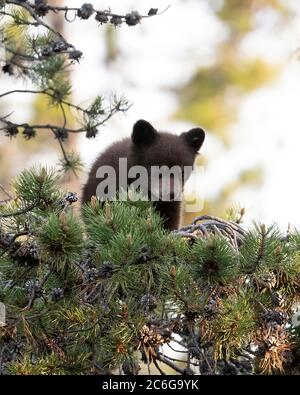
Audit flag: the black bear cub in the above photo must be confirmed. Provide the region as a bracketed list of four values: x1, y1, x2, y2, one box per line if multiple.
[82, 120, 205, 230]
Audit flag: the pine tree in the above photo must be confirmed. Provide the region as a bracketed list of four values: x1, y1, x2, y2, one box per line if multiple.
[0, 2, 299, 376]
[0, 167, 299, 375]
[0, 1, 162, 173]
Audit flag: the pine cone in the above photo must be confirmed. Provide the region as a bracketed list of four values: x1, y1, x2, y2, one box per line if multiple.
[95, 12, 109, 24]
[77, 3, 94, 20]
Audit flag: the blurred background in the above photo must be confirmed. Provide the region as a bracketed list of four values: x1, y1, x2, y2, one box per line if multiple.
[1, 0, 300, 228]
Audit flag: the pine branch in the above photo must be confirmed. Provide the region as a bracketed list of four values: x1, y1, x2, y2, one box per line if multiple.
[155, 352, 186, 375]
[5, 1, 169, 27]
[0, 203, 35, 218]
[0, 1, 136, 170]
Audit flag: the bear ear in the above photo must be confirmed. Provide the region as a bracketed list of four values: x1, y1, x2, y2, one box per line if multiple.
[132, 120, 157, 146]
[182, 128, 205, 152]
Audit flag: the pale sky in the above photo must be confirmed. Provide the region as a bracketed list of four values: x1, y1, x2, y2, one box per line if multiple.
[2, 0, 300, 228]
[69, 0, 300, 228]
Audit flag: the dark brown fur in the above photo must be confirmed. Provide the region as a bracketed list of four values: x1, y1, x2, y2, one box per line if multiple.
[82, 120, 205, 230]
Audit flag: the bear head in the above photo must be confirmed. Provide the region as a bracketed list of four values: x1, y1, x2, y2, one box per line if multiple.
[130, 119, 205, 201]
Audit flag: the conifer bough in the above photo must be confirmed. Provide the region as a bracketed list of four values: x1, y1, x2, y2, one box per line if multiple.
[0, 1, 166, 172]
[1, 1, 300, 375]
[0, 167, 300, 375]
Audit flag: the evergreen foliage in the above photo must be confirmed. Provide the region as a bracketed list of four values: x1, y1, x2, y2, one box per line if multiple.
[0, 167, 299, 375]
[0, 1, 299, 376]
[0, 0, 164, 171]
